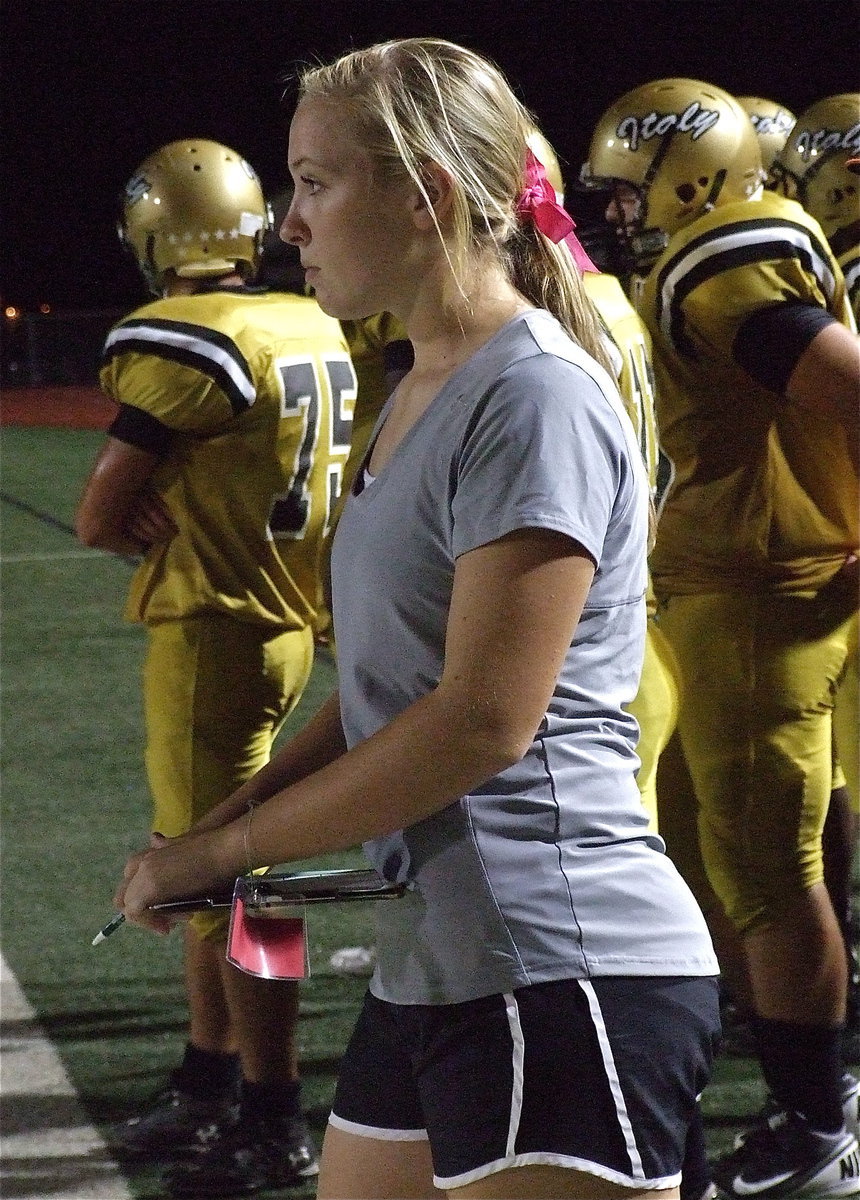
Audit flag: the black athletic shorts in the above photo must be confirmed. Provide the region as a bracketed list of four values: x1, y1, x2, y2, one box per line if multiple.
[329, 975, 721, 1191]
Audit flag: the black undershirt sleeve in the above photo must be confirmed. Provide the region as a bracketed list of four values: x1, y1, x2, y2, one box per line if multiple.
[732, 301, 838, 397]
[383, 338, 414, 374]
[108, 404, 175, 457]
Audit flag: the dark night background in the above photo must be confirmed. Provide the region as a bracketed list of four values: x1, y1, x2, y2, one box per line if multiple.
[2, 0, 858, 315]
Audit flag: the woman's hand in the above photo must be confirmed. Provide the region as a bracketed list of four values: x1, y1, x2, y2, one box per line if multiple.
[113, 830, 232, 934]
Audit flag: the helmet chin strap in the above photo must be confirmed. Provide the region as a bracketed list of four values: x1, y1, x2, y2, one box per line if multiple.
[618, 132, 730, 271]
[143, 235, 162, 296]
[630, 227, 669, 269]
[631, 162, 729, 270]
[642, 130, 675, 195]
[701, 168, 728, 213]
[632, 131, 675, 269]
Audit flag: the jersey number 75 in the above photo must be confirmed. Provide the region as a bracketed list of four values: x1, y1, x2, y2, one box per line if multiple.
[268, 354, 356, 540]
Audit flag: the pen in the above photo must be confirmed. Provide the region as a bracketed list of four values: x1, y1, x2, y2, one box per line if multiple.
[92, 912, 125, 946]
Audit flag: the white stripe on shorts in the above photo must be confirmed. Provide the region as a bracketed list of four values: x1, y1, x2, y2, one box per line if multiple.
[578, 979, 645, 1179]
[327, 1112, 429, 1141]
[437, 1151, 675, 1192]
[503, 992, 526, 1156]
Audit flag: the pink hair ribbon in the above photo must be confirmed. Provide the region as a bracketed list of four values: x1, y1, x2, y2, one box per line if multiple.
[516, 148, 599, 274]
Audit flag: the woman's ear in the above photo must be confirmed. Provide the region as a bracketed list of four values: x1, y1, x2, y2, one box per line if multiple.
[412, 162, 455, 228]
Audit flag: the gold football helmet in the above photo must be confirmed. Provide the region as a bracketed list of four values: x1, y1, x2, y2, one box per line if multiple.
[580, 78, 764, 266]
[526, 128, 565, 200]
[771, 94, 860, 242]
[526, 126, 622, 275]
[118, 139, 271, 294]
[736, 96, 797, 172]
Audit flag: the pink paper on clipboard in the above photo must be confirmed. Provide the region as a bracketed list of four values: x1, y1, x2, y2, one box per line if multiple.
[226, 889, 308, 980]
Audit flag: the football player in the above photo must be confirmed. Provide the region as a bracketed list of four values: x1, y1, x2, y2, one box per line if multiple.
[528, 130, 676, 834]
[737, 91, 859, 1062]
[736, 95, 797, 177]
[770, 94, 860, 1063]
[75, 139, 355, 1194]
[528, 125, 722, 1200]
[771, 94, 860, 323]
[832, 148, 860, 857]
[581, 79, 860, 1199]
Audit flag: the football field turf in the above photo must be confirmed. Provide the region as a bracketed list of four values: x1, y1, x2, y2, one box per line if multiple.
[0, 421, 852, 1198]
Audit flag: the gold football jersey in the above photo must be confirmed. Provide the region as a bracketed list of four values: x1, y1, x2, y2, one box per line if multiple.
[315, 313, 410, 638]
[640, 192, 857, 596]
[836, 242, 860, 328]
[100, 288, 355, 627]
[584, 272, 660, 496]
[338, 312, 411, 499]
[585, 272, 662, 617]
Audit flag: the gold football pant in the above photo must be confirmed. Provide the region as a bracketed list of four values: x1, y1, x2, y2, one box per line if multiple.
[142, 615, 315, 938]
[658, 592, 855, 934]
[627, 619, 681, 831]
[833, 615, 859, 813]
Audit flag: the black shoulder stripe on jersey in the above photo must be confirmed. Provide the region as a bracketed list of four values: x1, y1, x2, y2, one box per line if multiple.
[102, 317, 255, 415]
[655, 218, 833, 288]
[104, 337, 253, 415]
[654, 217, 835, 358]
[668, 239, 815, 356]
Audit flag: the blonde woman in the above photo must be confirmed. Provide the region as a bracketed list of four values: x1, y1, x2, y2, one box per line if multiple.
[116, 39, 720, 1200]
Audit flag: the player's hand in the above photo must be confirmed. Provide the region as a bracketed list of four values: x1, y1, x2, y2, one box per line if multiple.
[123, 492, 178, 548]
[814, 553, 859, 627]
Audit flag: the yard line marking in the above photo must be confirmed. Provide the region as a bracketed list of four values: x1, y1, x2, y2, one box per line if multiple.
[0, 550, 109, 563]
[0, 491, 138, 565]
[0, 953, 132, 1200]
[0, 491, 77, 536]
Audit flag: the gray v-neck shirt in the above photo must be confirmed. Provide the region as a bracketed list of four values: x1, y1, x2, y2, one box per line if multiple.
[331, 310, 717, 1004]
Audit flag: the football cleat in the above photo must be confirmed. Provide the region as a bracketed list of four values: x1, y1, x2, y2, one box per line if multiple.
[165, 1109, 319, 1196]
[733, 1074, 860, 1150]
[111, 1069, 238, 1159]
[713, 1109, 860, 1197]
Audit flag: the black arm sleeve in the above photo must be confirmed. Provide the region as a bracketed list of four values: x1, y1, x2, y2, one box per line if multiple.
[107, 404, 175, 457]
[732, 301, 838, 396]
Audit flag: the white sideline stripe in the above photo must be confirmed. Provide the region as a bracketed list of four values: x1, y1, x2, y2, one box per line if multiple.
[0, 953, 132, 1199]
[0, 550, 106, 563]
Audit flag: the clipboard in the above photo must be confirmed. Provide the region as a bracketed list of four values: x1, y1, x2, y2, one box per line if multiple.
[149, 867, 405, 918]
